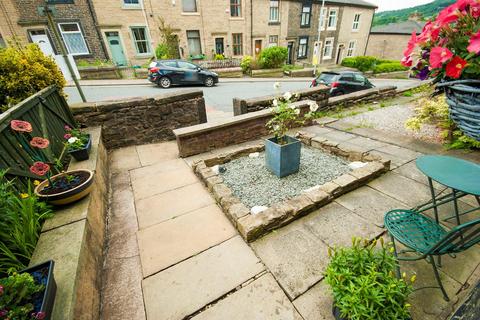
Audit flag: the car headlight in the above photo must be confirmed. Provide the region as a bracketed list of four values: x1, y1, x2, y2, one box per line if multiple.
[212, 72, 218, 77]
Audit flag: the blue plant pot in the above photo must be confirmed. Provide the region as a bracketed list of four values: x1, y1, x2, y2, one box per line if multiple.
[265, 135, 301, 178]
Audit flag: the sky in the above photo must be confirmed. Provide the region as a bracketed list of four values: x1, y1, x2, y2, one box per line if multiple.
[370, 0, 435, 12]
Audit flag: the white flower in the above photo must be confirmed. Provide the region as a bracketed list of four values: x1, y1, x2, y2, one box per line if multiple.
[283, 91, 292, 100]
[309, 101, 319, 112]
[273, 82, 281, 90]
[272, 99, 278, 107]
[68, 137, 79, 144]
[294, 93, 300, 98]
[295, 108, 301, 115]
[288, 104, 296, 109]
[273, 125, 280, 131]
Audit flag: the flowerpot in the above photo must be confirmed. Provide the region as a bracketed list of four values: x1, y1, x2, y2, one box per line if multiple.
[68, 134, 92, 161]
[34, 169, 94, 205]
[21, 260, 57, 320]
[265, 135, 301, 178]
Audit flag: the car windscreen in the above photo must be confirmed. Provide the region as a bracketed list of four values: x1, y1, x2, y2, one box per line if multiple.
[317, 73, 337, 84]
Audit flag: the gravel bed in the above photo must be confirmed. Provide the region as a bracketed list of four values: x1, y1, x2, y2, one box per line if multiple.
[339, 104, 441, 143]
[220, 146, 351, 208]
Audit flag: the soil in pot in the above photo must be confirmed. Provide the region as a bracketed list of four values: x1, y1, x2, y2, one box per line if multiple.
[40, 171, 90, 195]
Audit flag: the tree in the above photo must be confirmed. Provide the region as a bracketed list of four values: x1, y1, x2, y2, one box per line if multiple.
[156, 17, 180, 59]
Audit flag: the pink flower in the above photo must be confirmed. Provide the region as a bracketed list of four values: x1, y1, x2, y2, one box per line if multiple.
[436, 4, 460, 26]
[429, 47, 453, 69]
[64, 133, 72, 140]
[0, 309, 7, 317]
[0, 285, 3, 295]
[30, 162, 50, 177]
[417, 21, 441, 44]
[403, 31, 417, 57]
[10, 120, 32, 133]
[446, 56, 467, 79]
[30, 137, 50, 149]
[401, 55, 413, 67]
[467, 31, 480, 53]
[64, 125, 72, 131]
[471, 4, 480, 18]
[34, 312, 46, 320]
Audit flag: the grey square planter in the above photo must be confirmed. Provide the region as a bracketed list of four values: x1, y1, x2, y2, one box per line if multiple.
[265, 135, 301, 178]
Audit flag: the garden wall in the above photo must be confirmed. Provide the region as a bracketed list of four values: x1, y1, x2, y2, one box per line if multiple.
[233, 86, 330, 115]
[284, 68, 315, 77]
[174, 100, 314, 157]
[70, 89, 207, 149]
[328, 86, 397, 108]
[198, 59, 241, 69]
[78, 67, 121, 80]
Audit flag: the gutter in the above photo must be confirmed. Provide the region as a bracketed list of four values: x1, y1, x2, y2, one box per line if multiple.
[364, 9, 375, 56]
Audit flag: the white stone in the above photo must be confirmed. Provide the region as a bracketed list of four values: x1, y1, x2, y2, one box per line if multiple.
[211, 165, 220, 174]
[248, 152, 260, 158]
[348, 161, 368, 170]
[304, 185, 320, 193]
[250, 206, 268, 215]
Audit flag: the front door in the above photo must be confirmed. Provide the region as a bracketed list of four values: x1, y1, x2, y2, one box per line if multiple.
[105, 32, 127, 66]
[29, 30, 54, 56]
[287, 42, 294, 64]
[336, 44, 344, 65]
[255, 40, 262, 56]
[215, 38, 224, 55]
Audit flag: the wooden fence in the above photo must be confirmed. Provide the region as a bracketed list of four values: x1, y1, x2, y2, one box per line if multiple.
[0, 86, 76, 189]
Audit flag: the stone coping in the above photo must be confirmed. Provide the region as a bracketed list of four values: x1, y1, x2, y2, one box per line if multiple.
[192, 131, 390, 242]
[30, 126, 109, 320]
[328, 86, 396, 104]
[234, 86, 329, 108]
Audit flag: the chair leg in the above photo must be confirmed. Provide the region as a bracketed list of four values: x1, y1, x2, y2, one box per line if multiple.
[390, 234, 401, 279]
[429, 255, 450, 301]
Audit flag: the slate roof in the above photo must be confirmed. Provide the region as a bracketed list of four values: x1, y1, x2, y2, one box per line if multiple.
[323, 0, 378, 9]
[370, 20, 427, 35]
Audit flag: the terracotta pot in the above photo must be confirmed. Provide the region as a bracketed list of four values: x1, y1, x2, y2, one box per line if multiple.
[34, 169, 94, 205]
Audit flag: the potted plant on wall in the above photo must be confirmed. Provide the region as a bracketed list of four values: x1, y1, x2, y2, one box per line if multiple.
[265, 83, 320, 177]
[402, 0, 480, 141]
[64, 125, 91, 161]
[325, 238, 414, 320]
[0, 260, 56, 320]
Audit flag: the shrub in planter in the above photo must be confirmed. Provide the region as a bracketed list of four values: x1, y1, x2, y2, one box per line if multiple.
[325, 237, 414, 320]
[258, 46, 288, 69]
[214, 54, 225, 60]
[0, 44, 65, 112]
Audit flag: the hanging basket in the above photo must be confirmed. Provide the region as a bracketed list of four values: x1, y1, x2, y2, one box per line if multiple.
[437, 80, 480, 141]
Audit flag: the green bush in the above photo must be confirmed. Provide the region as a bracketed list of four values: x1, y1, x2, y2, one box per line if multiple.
[155, 43, 171, 59]
[0, 171, 53, 275]
[258, 46, 288, 69]
[214, 53, 225, 60]
[340, 57, 357, 68]
[0, 44, 66, 112]
[325, 238, 414, 320]
[373, 62, 408, 74]
[0, 271, 44, 319]
[240, 55, 253, 73]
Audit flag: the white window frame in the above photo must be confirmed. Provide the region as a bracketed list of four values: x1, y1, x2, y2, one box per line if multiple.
[268, 35, 278, 47]
[352, 13, 361, 31]
[130, 26, 151, 55]
[269, 0, 280, 22]
[347, 40, 356, 57]
[323, 37, 334, 59]
[123, 0, 141, 9]
[327, 8, 338, 30]
[319, 7, 328, 30]
[58, 22, 89, 55]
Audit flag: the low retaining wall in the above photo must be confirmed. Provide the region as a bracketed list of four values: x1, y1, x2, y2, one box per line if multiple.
[70, 90, 207, 149]
[78, 67, 121, 80]
[233, 86, 330, 115]
[212, 67, 243, 78]
[284, 68, 315, 77]
[328, 86, 397, 108]
[251, 68, 284, 78]
[30, 127, 109, 320]
[367, 70, 409, 79]
[199, 59, 241, 69]
[174, 100, 315, 157]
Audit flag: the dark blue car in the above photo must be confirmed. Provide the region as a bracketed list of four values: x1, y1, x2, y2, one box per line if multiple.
[148, 59, 219, 88]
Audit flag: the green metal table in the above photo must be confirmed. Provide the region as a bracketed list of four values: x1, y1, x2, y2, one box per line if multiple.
[415, 155, 480, 226]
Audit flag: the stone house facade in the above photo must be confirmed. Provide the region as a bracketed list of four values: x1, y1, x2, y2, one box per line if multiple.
[0, 0, 107, 61]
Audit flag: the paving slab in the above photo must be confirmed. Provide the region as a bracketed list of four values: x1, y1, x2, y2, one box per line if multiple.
[251, 221, 330, 300]
[303, 202, 384, 248]
[375, 144, 423, 161]
[142, 236, 264, 320]
[368, 150, 412, 169]
[136, 141, 179, 167]
[191, 273, 303, 320]
[335, 186, 406, 226]
[129, 158, 189, 182]
[347, 136, 389, 151]
[301, 125, 334, 136]
[137, 204, 237, 276]
[293, 280, 334, 320]
[322, 130, 356, 142]
[131, 161, 198, 200]
[136, 182, 215, 229]
[110, 145, 141, 172]
[368, 172, 432, 207]
[393, 161, 444, 190]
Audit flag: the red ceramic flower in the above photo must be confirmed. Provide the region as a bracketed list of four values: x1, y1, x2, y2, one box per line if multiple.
[429, 47, 453, 69]
[10, 120, 32, 133]
[30, 137, 50, 149]
[64, 133, 72, 139]
[467, 31, 480, 53]
[30, 162, 50, 176]
[401, 55, 413, 67]
[446, 56, 468, 79]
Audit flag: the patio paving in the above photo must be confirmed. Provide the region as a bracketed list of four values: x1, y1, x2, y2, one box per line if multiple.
[101, 122, 480, 320]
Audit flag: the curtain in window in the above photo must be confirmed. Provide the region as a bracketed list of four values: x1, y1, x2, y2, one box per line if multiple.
[187, 30, 201, 55]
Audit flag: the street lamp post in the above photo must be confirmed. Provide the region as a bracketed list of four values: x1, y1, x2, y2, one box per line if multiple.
[313, 0, 326, 77]
[41, 3, 87, 102]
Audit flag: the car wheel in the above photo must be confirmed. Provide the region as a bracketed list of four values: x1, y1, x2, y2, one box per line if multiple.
[204, 76, 215, 87]
[158, 77, 171, 88]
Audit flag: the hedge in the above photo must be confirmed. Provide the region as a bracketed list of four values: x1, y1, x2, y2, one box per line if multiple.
[341, 56, 407, 73]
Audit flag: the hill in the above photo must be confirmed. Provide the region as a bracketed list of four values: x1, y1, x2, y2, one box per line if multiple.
[373, 0, 456, 27]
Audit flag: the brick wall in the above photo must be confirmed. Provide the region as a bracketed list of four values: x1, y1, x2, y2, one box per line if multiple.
[174, 100, 314, 157]
[70, 89, 207, 149]
[233, 86, 330, 115]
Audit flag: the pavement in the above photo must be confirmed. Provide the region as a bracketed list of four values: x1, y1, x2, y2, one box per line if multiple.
[101, 114, 480, 319]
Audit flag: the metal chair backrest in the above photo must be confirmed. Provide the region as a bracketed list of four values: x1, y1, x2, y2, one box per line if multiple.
[429, 218, 480, 255]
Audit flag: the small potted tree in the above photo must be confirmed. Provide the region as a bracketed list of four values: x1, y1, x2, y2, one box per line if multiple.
[265, 83, 320, 177]
[325, 237, 414, 320]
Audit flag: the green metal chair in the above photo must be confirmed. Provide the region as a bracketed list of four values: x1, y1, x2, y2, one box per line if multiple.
[384, 209, 480, 301]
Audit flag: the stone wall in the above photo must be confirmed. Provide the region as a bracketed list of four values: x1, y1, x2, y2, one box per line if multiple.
[79, 67, 121, 80]
[174, 100, 314, 157]
[233, 86, 330, 115]
[70, 90, 207, 149]
[328, 86, 397, 108]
